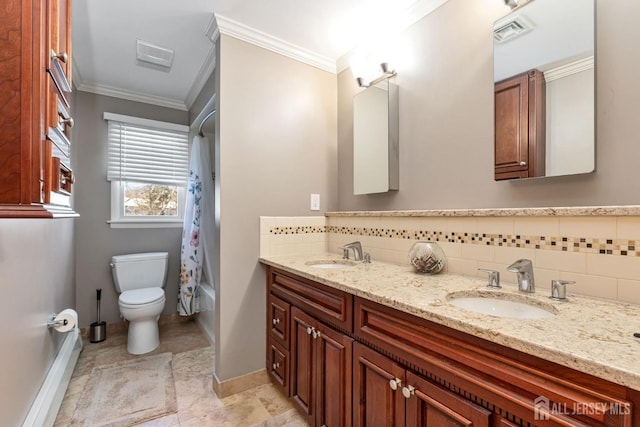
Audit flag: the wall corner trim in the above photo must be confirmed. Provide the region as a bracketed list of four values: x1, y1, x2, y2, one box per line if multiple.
[214, 14, 337, 74]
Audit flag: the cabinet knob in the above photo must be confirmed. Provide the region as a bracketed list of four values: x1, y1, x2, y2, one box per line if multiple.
[519, 161, 527, 166]
[306, 326, 313, 335]
[51, 50, 68, 64]
[389, 378, 402, 391]
[272, 362, 280, 370]
[272, 317, 280, 325]
[402, 385, 415, 399]
[59, 116, 74, 128]
[312, 329, 321, 339]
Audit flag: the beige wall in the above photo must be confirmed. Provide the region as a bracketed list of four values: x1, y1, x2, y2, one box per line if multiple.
[215, 35, 337, 380]
[0, 219, 75, 425]
[73, 92, 188, 327]
[338, 0, 640, 210]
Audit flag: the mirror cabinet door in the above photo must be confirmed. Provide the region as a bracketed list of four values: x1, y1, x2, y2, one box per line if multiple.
[493, 0, 595, 180]
[353, 80, 399, 195]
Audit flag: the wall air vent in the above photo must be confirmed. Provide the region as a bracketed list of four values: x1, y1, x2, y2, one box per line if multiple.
[136, 39, 174, 70]
[493, 17, 534, 43]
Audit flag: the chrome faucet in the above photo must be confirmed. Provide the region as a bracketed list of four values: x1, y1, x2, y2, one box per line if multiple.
[507, 259, 535, 293]
[342, 241, 363, 261]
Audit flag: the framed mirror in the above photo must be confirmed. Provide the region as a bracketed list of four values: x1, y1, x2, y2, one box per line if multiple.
[493, 0, 595, 181]
[353, 80, 399, 195]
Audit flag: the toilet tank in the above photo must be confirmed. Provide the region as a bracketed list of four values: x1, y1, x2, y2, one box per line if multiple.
[111, 252, 169, 293]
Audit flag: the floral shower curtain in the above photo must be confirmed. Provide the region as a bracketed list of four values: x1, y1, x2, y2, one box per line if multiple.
[178, 135, 214, 316]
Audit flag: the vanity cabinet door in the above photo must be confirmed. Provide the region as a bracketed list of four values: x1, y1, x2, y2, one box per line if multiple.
[404, 371, 491, 427]
[291, 307, 316, 424]
[316, 323, 353, 427]
[291, 306, 354, 427]
[353, 342, 405, 427]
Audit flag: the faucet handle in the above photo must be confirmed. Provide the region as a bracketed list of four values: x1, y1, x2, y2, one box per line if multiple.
[363, 252, 371, 264]
[478, 269, 501, 289]
[550, 280, 574, 301]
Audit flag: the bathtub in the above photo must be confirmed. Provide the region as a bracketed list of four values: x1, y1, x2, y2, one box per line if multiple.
[197, 281, 215, 345]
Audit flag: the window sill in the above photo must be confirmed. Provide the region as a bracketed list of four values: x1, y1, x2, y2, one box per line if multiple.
[108, 219, 183, 229]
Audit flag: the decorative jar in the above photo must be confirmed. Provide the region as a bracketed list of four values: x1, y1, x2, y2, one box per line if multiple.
[408, 241, 446, 274]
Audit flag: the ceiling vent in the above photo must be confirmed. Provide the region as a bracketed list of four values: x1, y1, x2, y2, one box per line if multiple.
[136, 39, 174, 70]
[493, 16, 534, 43]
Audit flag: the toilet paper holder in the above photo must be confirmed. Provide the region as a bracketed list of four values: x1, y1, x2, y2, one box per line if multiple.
[47, 313, 68, 329]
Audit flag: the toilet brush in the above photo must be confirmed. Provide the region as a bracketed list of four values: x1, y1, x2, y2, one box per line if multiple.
[90, 288, 107, 343]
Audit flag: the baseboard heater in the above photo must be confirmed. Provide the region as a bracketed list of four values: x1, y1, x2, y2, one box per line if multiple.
[22, 328, 83, 427]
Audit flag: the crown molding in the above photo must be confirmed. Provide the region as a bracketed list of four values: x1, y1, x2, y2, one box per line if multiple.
[544, 56, 594, 83]
[215, 14, 336, 74]
[185, 46, 216, 110]
[205, 14, 219, 42]
[336, 0, 451, 73]
[76, 82, 188, 111]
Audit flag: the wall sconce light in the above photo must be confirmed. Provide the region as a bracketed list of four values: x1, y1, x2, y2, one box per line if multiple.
[504, 0, 519, 9]
[355, 62, 397, 88]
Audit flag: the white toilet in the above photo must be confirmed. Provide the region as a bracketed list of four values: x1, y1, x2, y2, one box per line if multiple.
[110, 252, 168, 355]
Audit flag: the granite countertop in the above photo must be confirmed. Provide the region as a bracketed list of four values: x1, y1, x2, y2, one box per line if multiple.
[325, 205, 640, 217]
[260, 253, 640, 391]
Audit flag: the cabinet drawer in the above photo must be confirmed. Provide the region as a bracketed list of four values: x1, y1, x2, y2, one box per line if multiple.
[269, 294, 290, 349]
[268, 341, 290, 396]
[270, 269, 353, 332]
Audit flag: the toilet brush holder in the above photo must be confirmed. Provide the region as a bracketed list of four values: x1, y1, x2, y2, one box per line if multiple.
[90, 288, 106, 343]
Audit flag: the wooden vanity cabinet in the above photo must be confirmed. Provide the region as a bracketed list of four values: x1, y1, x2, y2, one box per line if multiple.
[265, 267, 636, 427]
[0, 0, 75, 217]
[355, 297, 633, 427]
[267, 268, 353, 427]
[494, 69, 545, 181]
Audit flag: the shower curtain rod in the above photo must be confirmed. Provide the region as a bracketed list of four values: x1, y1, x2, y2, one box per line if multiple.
[198, 109, 216, 137]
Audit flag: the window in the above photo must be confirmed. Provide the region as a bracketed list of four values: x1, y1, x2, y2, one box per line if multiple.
[105, 113, 189, 228]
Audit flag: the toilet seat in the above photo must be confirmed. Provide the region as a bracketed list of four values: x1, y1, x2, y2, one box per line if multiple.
[119, 288, 165, 307]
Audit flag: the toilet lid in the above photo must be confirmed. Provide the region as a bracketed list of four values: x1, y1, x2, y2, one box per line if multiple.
[119, 288, 165, 305]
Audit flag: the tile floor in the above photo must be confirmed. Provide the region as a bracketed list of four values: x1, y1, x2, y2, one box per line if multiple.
[54, 319, 308, 426]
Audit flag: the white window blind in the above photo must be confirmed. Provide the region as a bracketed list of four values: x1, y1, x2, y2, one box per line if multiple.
[105, 112, 189, 185]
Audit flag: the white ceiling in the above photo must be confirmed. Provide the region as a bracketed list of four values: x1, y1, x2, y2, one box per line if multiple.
[72, 0, 449, 111]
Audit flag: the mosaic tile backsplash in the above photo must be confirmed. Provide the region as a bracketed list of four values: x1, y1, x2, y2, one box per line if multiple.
[324, 226, 639, 257]
[260, 213, 640, 305]
[269, 226, 639, 257]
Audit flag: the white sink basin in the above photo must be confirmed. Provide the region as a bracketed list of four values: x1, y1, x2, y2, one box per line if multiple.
[448, 294, 556, 319]
[305, 260, 355, 269]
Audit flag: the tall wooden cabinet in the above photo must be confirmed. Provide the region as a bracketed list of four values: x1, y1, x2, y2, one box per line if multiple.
[494, 69, 545, 181]
[0, 0, 75, 218]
